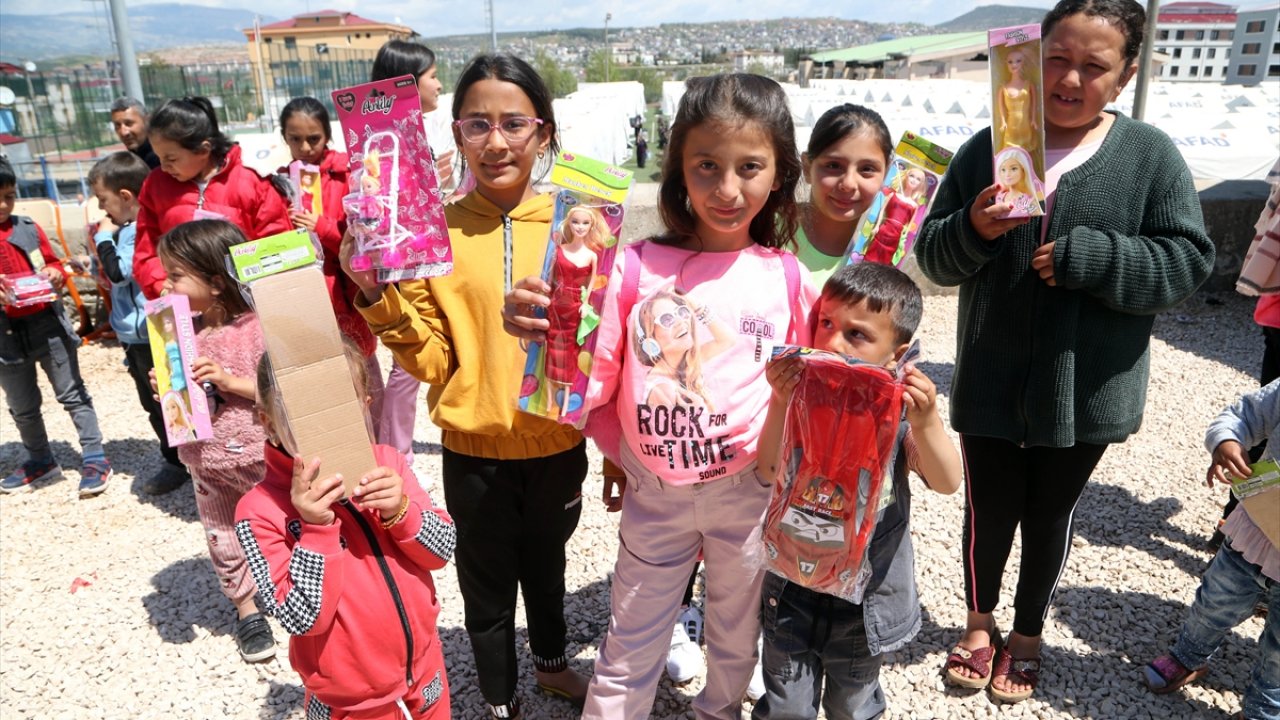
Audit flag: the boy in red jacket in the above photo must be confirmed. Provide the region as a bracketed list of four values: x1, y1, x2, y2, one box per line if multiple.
[235, 347, 454, 719]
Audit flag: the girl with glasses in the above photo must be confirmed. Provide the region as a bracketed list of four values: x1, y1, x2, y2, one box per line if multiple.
[341, 53, 588, 720]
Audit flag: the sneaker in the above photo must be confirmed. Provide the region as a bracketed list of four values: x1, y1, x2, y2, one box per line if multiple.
[78, 459, 112, 498]
[143, 463, 189, 495]
[235, 613, 277, 663]
[679, 604, 704, 645]
[1, 458, 62, 494]
[666, 607, 705, 684]
[746, 640, 765, 702]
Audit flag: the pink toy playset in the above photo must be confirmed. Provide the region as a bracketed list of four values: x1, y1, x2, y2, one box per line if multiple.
[332, 76, 452, 282]
[0, 272, 57, 308]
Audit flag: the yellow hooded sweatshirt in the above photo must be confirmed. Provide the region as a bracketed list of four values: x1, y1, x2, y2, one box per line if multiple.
[357, 191, 583, 459]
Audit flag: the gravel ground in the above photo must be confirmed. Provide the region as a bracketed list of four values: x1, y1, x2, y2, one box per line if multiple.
[0, 290, 1267, 720]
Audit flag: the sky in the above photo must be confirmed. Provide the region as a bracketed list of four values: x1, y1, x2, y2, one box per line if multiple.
[6, 0, 1059, 35]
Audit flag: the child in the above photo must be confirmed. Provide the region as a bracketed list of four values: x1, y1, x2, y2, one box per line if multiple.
[752, 262, 962, 720]
[132, 96, 290, 299]
[915, 0, 1214, 702]
[1142, 381, 1280, 719]
[505, 72, 819, 719]
[157, 219, 275, 662]
[342, 54, 588, 720]
[236, 342, 455, 720]
[0, 158, 112, 496]
[87, 151, 190, 495]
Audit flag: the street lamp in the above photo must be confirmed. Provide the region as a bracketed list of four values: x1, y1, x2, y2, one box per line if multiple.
[604, 13, 612, 83]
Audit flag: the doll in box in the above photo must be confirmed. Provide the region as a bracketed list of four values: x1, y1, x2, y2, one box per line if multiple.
[994, 147, 1045, 217]
[997, 48, 1040, 156]
[864, 166, 929, 266]
[544, 206, 607, 414]
[159, 314, 188, 395]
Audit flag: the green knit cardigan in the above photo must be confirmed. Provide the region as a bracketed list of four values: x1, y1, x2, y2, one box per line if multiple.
[915, 112, 1215, 448]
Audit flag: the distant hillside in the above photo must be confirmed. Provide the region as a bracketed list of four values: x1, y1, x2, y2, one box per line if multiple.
[0, 3, 269, 62]
[934, 5, 1048, 32]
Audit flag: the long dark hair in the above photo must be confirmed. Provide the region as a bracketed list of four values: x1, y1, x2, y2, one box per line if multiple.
[156, 219, 252, 317]
[371, 39, 436, 82]
[658, 73, 800, 250]
[450, 54, 560, 175]
[1043, 0, 1146, 64]
[149, 97, 234, 166]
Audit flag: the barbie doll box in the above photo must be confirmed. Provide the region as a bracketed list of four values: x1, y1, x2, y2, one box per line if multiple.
[287, 160, 323, 215]
[232, 230, 377, 496]
[517, 151, 633, 426]
[1231, 458, 1280, 550]
[846, 132, 952, 267]
[989, 24, 1046, 218]
[144, 293, 213, 446]
[332, 76, 451, 284]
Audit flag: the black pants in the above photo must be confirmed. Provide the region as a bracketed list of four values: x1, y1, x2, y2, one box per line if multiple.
[123, 342, 181, 469]
[960, 435, 1108, 637]
[442, 442, 587, 708]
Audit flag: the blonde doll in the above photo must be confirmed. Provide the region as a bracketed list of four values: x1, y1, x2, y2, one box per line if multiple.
[543, 205, 608, 414]
[994, 147, 1044, 217]
[864, 166, 929, 265]
[998, 48, 1040, 155]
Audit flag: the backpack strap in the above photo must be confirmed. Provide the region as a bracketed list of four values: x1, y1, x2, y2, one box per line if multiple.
[618, 240, 644, 327]
[782, 250, 802, 344]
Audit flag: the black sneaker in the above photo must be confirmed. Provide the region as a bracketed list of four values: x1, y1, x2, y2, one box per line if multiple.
[143, 464, 189, 495]
[235, 613, 277, 663]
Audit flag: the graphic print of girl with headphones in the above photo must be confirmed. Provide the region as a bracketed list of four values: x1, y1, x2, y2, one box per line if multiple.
[632, 286, 735, 411]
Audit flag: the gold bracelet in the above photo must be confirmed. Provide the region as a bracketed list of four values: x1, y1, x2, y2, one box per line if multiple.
[380, 494, 410, 529]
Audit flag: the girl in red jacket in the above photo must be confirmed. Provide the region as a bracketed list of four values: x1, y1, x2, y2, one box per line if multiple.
[235, 343, 455, 719]
[276, 97, 378, 359]
[133, 96, 291, 299]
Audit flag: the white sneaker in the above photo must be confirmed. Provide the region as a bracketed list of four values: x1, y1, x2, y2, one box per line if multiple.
[746, 642, 765, 702]
[679, 604, 704, 645]
[665, 607, 705, 683]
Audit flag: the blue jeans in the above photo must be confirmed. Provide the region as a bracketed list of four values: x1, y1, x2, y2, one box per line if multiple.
[753, 572, 886, 720]
[0, 308, 103, 462]
[1171, 539, 1280, 720]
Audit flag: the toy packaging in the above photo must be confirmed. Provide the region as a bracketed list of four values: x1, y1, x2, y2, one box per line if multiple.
[230, 229, 377, 496]
[288, 160, 323, 215]
[331, 75, 451, 283]
[1231, 457, 1280, 550]
[0, 272, 57, 308]
[989, 23, 1046, 218]
[846, 132, 952, 267]
[517, 152, 633, 425]
[145, 294, 213, 446]
[760, 344, 915, 602]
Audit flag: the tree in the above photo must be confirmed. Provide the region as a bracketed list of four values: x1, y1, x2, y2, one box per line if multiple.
[533, 50, 578, 97]
[584, 49, 611, 83]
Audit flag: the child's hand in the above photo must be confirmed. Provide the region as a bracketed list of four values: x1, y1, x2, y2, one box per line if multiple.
[97, 216, 118, 235]
[1031, 242, 1057, 286]
[338, 229, 382, 300]
[765, 356, 803, 403]
[502, 276, 552, 341]
[291, 456, 344, 526]
[436, 149, 456, 189]
[352, 466, 406, 521]
[148, 368, 160, 401]
[39, 265, 65, 291]
[969, 183, 1030, 242]
[290, 210, 320, 232]
[902, 366, 941, 428]
[603, 473, 626, 512]
[191, 357, 231, 390]
[1207, 440, 1250, 488]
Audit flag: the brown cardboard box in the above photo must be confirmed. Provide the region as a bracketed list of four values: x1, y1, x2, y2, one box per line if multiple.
[252, 265, 376, 495]
[1243, 488, 1280, 550]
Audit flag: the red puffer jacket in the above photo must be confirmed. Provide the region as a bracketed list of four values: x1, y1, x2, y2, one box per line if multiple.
[133, 144, 291, 299]
[278, 149, 376, 356]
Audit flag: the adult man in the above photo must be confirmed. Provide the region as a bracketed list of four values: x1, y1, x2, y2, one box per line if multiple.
[109, 97, 159, 169]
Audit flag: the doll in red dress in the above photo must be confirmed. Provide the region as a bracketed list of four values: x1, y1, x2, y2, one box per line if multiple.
[864, 167, 928, 266]
[544, 206, 607, 415]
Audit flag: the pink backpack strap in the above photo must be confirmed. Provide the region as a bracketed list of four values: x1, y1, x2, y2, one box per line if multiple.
[782, 250, 802, 344]
[619, 241, 644, 325]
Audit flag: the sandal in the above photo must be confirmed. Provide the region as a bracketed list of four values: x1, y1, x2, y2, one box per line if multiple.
[944, 628, 1002, 689]
[990, 646, 1041, 703]
[1143, 653, 1207, 695]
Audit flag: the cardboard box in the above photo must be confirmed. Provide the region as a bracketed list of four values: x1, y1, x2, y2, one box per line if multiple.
[234, 230, 377, 495]
[144, 294, 213, 446]
[1232, 458, 1280, 550]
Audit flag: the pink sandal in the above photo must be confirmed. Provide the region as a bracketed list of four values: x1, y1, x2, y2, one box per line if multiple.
[944, 629, 1002, 689]
[989, 646, 1041, 703]
[1143, 654, 1207, 695]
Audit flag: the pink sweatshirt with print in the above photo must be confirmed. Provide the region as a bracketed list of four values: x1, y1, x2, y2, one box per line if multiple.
[587, 240, 818, 485]
[177, 312, 267, 473]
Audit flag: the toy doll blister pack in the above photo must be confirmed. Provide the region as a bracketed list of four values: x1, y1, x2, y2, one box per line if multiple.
[288, 160, 323, 215]
[847, 132, 952, 268]
[331, 75, 451, 283]
[760, 344, 917, 602]
[990, 24, 1046, 218]
[145, 293, 213, 446]
[517, 152, 633, 426]
[0, 273, 57, 308]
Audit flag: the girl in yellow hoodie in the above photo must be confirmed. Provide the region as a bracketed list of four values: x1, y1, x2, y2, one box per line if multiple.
[341, 54, 587, 720]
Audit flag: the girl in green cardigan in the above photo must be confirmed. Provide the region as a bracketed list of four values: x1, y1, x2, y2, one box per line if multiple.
[915, 0, 1215, 704]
